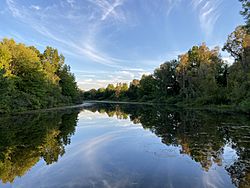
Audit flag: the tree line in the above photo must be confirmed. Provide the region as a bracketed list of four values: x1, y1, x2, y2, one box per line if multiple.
[0, 39, 82, 113]
[83, 1, 250, 112]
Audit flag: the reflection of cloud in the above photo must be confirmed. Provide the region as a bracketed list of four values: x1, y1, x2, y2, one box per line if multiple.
[201, 167, 225, 188]
[7, 109, 239, 188]
[82, 131, 124, 158]
[222, 144, 238, 166]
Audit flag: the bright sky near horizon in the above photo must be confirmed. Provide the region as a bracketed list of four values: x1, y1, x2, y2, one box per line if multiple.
[0, 0, 244, 90]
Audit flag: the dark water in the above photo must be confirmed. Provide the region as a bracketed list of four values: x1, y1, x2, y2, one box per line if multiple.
[0, 103, 249, 188]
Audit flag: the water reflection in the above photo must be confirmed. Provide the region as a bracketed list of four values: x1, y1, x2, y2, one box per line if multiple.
[84, 103, 250, 188]
[0, 103, 249, 188]
[0, 109, 79, 184]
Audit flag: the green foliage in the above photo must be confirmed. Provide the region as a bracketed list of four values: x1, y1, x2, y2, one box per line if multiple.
[139, 75, 157, 101]
[223, 26, 250, 73]
[239, 0, 250, 32]
[0, 38, 81, 113]
[127, 79, 140, 100]
[57, 64, 79, 102]
[84, 42, 249, 112]
[154, 60, 180, 99]
[176, 44, 227, 104]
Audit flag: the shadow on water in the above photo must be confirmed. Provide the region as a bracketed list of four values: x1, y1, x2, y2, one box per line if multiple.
[0, 103, 249, 187]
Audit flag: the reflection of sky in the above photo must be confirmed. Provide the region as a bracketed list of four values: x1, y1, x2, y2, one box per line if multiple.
[1, 110, 237, 188]
[222, 143, 239, 167]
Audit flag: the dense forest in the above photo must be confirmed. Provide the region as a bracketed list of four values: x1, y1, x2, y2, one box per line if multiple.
[0, 39, 82, 113]
[83, 0, 250, 112]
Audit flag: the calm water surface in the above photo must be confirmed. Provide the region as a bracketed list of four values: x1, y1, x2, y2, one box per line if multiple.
[0, 103, 249, 188]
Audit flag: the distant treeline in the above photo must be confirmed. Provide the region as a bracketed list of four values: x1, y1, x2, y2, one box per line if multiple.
[83, 1, 250, 112]
[0, 39, 82, 113]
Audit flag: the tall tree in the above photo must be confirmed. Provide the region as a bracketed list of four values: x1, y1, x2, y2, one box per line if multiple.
[223, 26, 250, 73]
[139, 75, 157, 101]
[154, 60, 180, 97]
[0, 38, 81, 112]
[127, 79, 140, 100]
[176, 44, 224, 102]
[57, 64, 79, 102]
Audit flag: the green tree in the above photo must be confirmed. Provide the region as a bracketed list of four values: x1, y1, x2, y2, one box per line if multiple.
[176, 44, 226, 104]
[154, 60, 180, 98]
[104, 84, 115, 99]
[0, 38, 81, 113]
[127, 79, 140, 100]
[57, 64, 79, 102]
[223, 26, 250, 73]
[139, 75, 157, 101]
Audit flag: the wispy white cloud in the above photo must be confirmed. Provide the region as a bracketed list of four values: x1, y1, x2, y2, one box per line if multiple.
[30, 5, 40, 10]
[165, 0, 182, 16]
[191, 0, 222, 37]
[89, 0, 126, 22]
[101, 0, 124, 21]
[3, 0, 186, 89]
[5, 0, 127, 68]
[6, 0, 22, 17]
[191, 0, 205, 9]
[5, 0, 168, 74]
[76, 68, 151, 90]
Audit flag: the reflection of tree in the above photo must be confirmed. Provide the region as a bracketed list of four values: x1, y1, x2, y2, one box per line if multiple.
[41, 129, 65, 165]
[84, 103, 250, 187]
[0, 109, 79, 183]
[0, 147, 40, 184]
[223, 123, 250, 188]
[88, 104, 129, 120]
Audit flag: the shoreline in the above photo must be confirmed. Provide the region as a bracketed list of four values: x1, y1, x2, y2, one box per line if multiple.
[83, 100, 250, 115]
[1, 100, 249, 115]
[0, 103, 87, 116]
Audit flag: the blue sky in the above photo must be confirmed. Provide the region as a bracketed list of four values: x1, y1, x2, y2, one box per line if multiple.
[0, 0, 244, 90]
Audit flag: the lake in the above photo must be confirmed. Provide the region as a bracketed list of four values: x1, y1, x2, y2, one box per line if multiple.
[0, 102, 249, 188]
